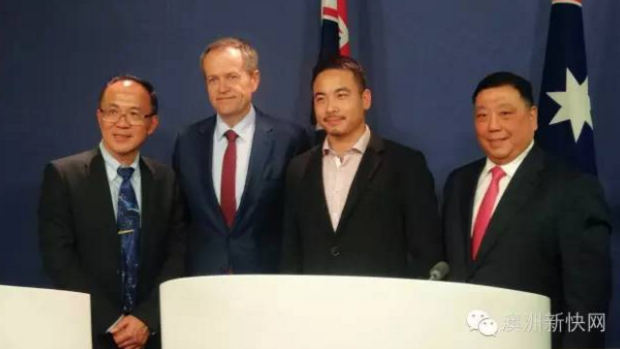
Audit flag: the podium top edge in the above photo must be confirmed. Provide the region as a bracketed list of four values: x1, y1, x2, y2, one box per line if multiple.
[160, 275, 550, 302]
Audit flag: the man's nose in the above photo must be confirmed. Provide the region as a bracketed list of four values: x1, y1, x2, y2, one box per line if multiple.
[488, 113, 502, 131]
[326, 99, 338, 114]
[218, 80, 230, 93]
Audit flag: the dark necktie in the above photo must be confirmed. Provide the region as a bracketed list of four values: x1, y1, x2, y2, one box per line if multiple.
[117, 167, 140, 313]
[221, 130, 238, 228]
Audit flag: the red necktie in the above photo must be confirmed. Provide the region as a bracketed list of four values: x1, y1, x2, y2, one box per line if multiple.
[221, 130, 238, 228]
[471, 166, 506, 259]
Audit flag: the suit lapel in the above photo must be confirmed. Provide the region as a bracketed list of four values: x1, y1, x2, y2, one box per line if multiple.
[460, 160, 485, 270]
[85, 149, 119, 261]
[471, 146, 545, 271]
[198, 118, 229, 233]
[234, 112, 274, 234]
[304, 147, 335, 234]
[335, 135, 384, 235]
[138, 158, 155, 263]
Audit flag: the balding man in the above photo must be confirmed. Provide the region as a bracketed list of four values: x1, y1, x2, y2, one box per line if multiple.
[39, 75, 186, 349]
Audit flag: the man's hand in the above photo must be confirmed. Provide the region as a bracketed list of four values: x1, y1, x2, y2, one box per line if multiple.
[109, 315, 149, 349]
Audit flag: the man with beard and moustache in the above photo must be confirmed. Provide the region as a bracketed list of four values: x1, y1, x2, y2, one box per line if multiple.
[281, 56, 443, 278]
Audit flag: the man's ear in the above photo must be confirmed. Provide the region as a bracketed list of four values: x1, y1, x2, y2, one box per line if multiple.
[147, 115, 159, 136]
[362, 89, 372, 110]
[530, 106, 538, 132]
[250, 69, 261, 92]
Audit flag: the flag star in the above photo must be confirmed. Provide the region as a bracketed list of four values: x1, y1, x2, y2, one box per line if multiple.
[546, 68, 593, 142]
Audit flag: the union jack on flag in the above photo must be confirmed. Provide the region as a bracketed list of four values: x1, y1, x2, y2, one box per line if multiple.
[319, 0, 350, 61]
[312, 0, 350, 135]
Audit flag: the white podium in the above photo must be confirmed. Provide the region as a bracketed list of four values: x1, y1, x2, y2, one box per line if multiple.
[0, 284, 91, 349]
[161, 276, 551, 349]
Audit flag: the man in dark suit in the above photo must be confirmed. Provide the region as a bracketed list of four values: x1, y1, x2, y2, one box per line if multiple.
[443, 72, 611, 348]
[39, 75, 186, 349]
[173, 37, 309, 275]
[281, 56, 442, 278]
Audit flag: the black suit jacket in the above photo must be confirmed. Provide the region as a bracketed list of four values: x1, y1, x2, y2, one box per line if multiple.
[173, 108, 309, 275]
[38, 148, 186, 349]
[281, 134, 443, 278]
[443, 145, 611, 348]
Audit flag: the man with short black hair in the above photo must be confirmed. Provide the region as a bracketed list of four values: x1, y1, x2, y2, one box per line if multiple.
[443, 71, 611, 348]
[281, 56, 443, 277]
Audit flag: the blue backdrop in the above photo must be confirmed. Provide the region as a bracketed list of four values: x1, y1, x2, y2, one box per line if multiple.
[1, 0, 618, 345]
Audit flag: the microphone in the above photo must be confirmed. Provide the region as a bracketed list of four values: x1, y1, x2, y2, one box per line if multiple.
[428, 261, 450, 281]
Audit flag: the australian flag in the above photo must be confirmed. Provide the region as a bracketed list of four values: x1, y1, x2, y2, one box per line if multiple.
[536, 0, 597, 175]
[318, 0, 350, 62]
[312, 0, 350, 142]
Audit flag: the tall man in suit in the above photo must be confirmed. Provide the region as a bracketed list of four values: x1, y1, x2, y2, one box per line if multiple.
[281, 56, 443, 278]
[173, 37, 309, 275]
[39, 75, 186, 349]
[443, 72, 611, 348]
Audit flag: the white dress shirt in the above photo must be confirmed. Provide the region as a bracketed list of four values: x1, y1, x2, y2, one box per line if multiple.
[212, 105, 256, 208]
[322, 125, 371, 231]
[99, 142, 142, 220]
[471, 140, 535, 235]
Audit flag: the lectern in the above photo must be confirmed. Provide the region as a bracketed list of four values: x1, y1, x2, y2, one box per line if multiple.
[161, 276, 550, 349]
[0, 285, 91, 349]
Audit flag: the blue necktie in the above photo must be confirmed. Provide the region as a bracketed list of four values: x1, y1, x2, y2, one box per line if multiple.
[117, 167, 140, 313]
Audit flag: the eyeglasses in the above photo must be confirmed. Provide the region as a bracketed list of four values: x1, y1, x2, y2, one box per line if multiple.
[99, 107, 155, 125]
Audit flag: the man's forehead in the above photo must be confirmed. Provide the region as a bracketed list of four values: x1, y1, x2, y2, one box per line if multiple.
[205, 67, 245, 77]
[102, 86, 148, 107]
[314, 84, 351, 93]
[204, 48, 244, 70]
[107, 93, 142, 104]
[475, 100, 518, 109]
[475, 89, 524, 107]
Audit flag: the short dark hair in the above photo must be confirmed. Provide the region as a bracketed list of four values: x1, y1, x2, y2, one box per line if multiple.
[98, 74, 159, 115]
[472, 71, 534, 106]
[312, 56, 368, 92]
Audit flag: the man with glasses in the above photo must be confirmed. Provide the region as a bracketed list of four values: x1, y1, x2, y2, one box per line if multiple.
[38, 75, 186, 349]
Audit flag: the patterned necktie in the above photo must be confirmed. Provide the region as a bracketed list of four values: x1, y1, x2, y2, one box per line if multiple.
[221, 130, 238, 228]
[471, 166, 506, 260]
[117, 167, 140, 313]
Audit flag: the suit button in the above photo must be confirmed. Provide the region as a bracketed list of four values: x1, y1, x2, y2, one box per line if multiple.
[331, 246, 340, 256]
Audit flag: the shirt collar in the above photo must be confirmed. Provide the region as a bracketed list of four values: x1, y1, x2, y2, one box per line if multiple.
[482, 140, 534, 178]
[323, 125, 371, 156]
[215, 105, 256, 141]
[99, 142, 140, 180]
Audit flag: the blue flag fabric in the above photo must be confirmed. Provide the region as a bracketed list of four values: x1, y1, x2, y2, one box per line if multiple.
[318, 12, 340, 63]
[312, 0, 349, 140]
[318, 0, 349, 62]
[536, 0, 597, 175]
